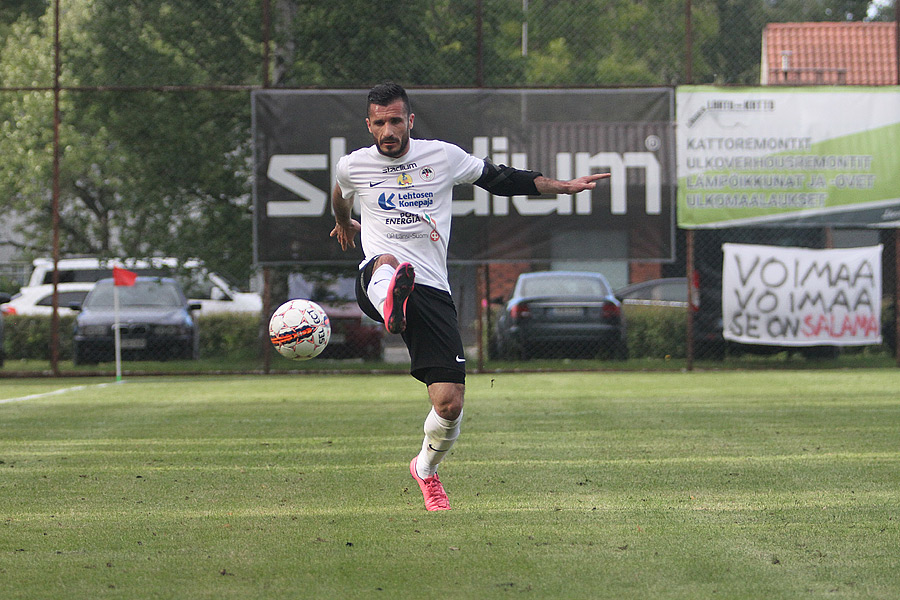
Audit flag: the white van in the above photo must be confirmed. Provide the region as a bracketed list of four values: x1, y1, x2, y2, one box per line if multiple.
[25, 257, 262, 315]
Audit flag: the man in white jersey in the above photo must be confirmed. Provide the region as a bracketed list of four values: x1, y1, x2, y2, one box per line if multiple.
[330, 82, 609, 511]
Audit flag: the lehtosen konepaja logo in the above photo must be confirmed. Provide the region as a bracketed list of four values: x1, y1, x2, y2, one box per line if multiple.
[378, 191, 434, 211]
[378, 192, 396, 210]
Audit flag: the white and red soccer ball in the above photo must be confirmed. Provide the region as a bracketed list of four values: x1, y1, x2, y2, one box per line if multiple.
[269, 299, 331, 360]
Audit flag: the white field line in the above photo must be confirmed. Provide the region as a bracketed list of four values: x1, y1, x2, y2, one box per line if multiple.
[0, 382, 118, 405]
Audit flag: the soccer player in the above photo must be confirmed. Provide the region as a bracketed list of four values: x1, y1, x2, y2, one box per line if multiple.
[330, 82, 608, 511]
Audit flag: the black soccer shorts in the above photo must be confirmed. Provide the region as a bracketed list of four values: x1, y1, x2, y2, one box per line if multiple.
[356, 258, 466, 386]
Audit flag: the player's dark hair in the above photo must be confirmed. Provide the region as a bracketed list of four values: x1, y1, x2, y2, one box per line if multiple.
[367, 82, 411, 117]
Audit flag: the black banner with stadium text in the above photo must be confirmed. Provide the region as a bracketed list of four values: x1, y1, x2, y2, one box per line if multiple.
[252, 89, 675, 265]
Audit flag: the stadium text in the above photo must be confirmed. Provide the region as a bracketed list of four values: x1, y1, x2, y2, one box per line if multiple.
[265, 137, 662, 218]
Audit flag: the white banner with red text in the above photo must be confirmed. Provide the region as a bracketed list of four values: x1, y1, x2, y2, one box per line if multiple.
[723, 243, 882, 346]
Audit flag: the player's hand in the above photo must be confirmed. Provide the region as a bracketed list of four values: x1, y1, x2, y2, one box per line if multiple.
[330, 219, 361, 251]
[564, 172, 610, 193]
[535, 172, 611, 195]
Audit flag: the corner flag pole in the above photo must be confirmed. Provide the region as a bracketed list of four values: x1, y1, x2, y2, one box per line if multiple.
[114, 283, 122, 382]
[111, 266, 136, 383]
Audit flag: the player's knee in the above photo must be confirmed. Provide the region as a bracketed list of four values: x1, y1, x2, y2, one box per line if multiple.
[373, 254, 400, 270]
[429, 383, 464, 420]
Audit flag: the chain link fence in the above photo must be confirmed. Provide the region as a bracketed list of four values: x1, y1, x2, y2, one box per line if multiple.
[1, 0, 898, 373]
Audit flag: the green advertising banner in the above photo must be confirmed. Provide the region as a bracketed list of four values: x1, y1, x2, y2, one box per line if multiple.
[676, 86, 900, 229]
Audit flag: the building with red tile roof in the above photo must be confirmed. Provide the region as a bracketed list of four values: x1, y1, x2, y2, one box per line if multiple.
[762, 22, 898, 85]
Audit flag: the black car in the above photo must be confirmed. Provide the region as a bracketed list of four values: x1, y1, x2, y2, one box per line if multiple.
[494, 271, 628, 360]
[0, 292, 11, 367]
[71, 277, 201, 364]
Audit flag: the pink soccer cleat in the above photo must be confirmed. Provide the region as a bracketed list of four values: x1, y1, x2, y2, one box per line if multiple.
[384, 262, 414, 334]
[410, 456, 450, 511]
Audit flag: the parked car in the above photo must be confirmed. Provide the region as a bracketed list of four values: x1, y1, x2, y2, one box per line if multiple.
[1, 283, 95, 316]
[288, 273, 383, 360]
[0, 292, 11, 367]
[27, 257, 261, 315]
[71, 277, 201, 365]
[494, 271, 628, 360]
[616, 277, 689, 308]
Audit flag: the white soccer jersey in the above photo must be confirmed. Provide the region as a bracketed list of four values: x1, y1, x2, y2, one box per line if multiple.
[335, 138, 485, 292]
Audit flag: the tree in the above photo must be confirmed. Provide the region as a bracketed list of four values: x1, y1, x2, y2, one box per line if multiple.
[867, 0, 895, 20]
[273, 0, 483, 87]
[0, 0, 47, 45]
[0, 0, 260, 283]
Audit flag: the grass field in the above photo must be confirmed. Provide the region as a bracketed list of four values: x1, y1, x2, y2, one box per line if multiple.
[1, 370, 899, 599]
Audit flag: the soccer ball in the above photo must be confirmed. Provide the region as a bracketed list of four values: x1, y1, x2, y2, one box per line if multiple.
[269, 299, 331, 360]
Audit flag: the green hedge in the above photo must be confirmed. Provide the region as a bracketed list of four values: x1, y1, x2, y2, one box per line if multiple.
[2, 315, 76, 360]
[5, 309, 689, 362]
[199, 313, 265, 360]
[2, 313, 263, 361]
[623, 305, 688, 359]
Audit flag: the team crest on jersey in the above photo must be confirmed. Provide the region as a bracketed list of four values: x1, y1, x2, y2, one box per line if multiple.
[419, 166, 435, 182]
[397, 173, 413, 187]
[430, 230, 440, 242]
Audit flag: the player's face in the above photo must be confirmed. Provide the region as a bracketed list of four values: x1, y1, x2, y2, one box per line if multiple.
[366, 99, 414, 158]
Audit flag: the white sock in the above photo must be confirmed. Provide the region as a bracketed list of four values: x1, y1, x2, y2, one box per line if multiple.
[416, 408, 462, 479]
[367, 264, 396, 320]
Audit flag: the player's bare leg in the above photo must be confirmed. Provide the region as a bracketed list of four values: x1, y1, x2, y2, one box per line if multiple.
[411, 383, 464, 511]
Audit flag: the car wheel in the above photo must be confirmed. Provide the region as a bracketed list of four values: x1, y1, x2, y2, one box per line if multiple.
[487, 335, 500, 360]
[177, 341, 194, 360]
[519, 342, 533, 361]
[495, 336, 511, 360]
[73, 346, 97, 366]
[362, 341, 384, 361]
[610, 337, 629, 360]
[501, 339, 526, 360]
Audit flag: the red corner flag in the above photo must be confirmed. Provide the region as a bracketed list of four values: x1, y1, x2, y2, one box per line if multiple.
[112, 266, 137, 287]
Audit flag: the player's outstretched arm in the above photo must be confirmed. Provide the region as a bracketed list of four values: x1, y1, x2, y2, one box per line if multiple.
[330, 183, 361, 251]
[474, 159, 610, 197]
[535, 172, 610, 195]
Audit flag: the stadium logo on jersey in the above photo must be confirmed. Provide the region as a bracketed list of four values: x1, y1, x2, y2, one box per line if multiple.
[397, 173, 413, 187]
[377, 192, 396, 211]
[382, 161, 417, 174]
[419, 166, 435, 182]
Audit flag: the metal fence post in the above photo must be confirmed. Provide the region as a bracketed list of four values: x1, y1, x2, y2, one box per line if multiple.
[685, 229, 695, 371]
[896, 3, 900, 85]
[475, 0, 484, 87]
[262, 267, 272, 374]
[50, 0, 62, 376]
[895, 229, 900, 367]
[684, 0, 693, 84]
